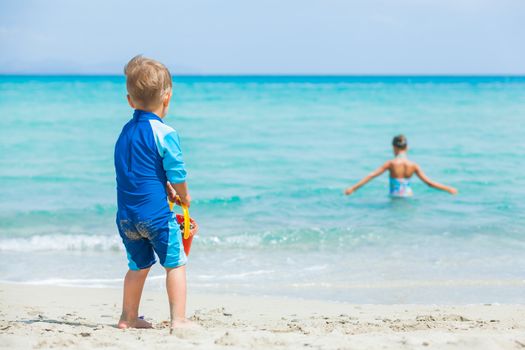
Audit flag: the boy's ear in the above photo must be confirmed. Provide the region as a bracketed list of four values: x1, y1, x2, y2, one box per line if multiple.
[127, 94, 136, 109]
[163, 91, 172, 107]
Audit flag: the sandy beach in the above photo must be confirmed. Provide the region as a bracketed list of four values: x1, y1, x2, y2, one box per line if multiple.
[0, 283, 524, 349]
[2, 0, 525, 348]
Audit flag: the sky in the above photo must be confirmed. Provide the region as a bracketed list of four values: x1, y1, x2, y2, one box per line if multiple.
[0, 0, 524, 75]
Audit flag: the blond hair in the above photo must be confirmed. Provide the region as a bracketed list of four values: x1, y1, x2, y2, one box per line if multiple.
[124, 55, 172, 109]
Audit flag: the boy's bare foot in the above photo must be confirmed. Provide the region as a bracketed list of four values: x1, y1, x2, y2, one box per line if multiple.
[117, 317, 153, 329]
[169, 318, 199, 334]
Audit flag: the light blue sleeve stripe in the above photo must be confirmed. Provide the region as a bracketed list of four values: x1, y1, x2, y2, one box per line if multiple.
[149, 120, 187, 184]
[162, 132, 187, 184]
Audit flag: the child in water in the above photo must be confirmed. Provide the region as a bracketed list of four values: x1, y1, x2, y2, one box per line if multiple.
[345, 135, 458, 197]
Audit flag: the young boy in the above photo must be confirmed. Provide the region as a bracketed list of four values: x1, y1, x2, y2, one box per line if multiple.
[344, 135, 458, 197]
[114, 55, 193, 330]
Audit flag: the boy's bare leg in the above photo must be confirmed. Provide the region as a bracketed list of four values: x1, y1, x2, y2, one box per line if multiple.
[165, 265, 194, 330]
[118, 268, 153, 329]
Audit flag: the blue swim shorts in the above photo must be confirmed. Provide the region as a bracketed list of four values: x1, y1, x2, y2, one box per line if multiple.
[117, 214, 187, 270]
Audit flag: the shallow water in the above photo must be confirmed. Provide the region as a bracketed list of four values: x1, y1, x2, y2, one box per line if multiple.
[1, 75, 524, 303]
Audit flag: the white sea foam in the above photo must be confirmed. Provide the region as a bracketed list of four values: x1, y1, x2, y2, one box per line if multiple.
[0, 233, 274, 252]
[0, 234, 123, 252]
[0, 275, 166, 288]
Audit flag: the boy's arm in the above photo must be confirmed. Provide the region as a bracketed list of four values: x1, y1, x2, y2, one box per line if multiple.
[160, 130, 191, 207]
[166, 181, 191, 207]
[414, 165, 458, 195]
[345, 161, 390, 195]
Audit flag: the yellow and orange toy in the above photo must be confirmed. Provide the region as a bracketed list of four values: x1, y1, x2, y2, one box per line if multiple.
[169, 198, 197, 256]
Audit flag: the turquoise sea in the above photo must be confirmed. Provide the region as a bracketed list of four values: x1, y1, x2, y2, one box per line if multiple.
[1, 75, 524, 304]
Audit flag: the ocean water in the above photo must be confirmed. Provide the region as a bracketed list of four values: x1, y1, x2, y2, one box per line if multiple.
[1, 75, 525, 304]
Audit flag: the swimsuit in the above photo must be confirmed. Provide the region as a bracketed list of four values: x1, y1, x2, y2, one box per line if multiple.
[114, 109, 187, 270]
[389, 177, 413, 197]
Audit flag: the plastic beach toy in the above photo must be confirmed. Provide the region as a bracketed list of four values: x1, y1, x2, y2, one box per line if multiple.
[169, 198, 197, 256]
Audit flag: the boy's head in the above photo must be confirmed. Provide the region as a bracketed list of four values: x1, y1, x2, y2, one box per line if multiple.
[124, 55, 172, 116]
[392, 134, 408, 153]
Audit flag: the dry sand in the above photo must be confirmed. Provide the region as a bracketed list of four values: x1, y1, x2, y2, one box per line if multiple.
[1, 283, 524, 349]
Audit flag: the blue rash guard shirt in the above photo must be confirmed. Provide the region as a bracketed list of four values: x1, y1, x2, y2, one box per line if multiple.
[114, 109, 187, 269]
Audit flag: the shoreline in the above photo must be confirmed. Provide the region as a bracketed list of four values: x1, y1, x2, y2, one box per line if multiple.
[1, 283, 524, 349]
[2, 275, 525, 305]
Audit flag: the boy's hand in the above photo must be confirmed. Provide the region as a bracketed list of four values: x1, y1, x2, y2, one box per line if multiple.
[166, 183, 178, 203]
[448, 187, 458, 195]
[168, 181, 191, 207]
[178, 194, 191, 208]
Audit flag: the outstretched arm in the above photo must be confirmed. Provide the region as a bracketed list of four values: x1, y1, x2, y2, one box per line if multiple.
[345, 161, 390, 195]
[414, 165, 457, 195]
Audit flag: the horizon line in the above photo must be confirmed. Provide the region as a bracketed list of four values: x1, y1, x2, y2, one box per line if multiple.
[1, 73, 525, 78]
